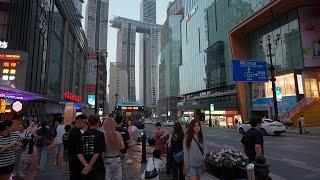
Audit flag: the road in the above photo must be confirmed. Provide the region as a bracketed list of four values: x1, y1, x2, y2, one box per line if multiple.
[144, 124, 320, 180]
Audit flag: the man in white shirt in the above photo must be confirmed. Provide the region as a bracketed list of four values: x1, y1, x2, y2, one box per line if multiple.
[54, 118, 65, 166]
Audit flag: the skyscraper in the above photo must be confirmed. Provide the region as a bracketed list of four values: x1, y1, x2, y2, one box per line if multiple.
[85, 0, 109, 52]
[139, 0, 159, 109]
[140, 0, 156, 23]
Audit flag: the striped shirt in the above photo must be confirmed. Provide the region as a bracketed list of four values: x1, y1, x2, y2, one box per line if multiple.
[0, 132, 20, 167]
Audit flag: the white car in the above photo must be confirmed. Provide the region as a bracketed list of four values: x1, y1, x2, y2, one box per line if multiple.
[237, 119, 286, 136]
[164, 120, 174, 126]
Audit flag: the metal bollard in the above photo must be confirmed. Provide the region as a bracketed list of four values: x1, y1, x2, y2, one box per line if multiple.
[246, 163, 255, 180]
[141, 131, 147, 163]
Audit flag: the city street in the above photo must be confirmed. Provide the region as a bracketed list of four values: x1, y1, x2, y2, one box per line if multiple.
[144, 124, 320, 180]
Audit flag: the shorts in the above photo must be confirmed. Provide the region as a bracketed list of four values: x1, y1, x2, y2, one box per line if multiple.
[187, 166, 204, 177]
[0, 164, 14, 175]
[55, 143, 63, 155]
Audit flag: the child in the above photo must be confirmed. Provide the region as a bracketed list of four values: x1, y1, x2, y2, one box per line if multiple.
[141, 149, 165, 180]
[62, 125, 71, 176]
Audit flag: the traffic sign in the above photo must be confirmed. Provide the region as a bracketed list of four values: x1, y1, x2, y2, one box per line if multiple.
[232, 60, 268, 82]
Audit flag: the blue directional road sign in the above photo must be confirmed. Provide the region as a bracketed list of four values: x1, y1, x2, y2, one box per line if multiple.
[232, 60, 268, 82]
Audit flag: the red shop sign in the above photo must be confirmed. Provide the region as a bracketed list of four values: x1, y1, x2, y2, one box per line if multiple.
[64, 91, 82, 102]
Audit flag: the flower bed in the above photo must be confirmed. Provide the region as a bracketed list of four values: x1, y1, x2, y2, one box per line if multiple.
[205, 147, 248, 180]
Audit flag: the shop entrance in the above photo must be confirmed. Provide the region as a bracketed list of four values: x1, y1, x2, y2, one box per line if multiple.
[304, 71, 320, 98]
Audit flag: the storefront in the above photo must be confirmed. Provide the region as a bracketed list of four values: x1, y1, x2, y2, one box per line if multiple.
[0, 85, 46, 128]
[230, 1, 320, 121]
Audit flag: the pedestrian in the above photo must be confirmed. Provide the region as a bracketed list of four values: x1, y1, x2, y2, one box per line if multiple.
[168, 122, 185, 180]
[183, 120, 206, 180]
[115, 115, 130, 155]
[25, 121, 37, 155]
[77, 115, 106, 180]
[62, 125, 71, 176]
[154, 122, 167, 155]
[68, 114, 87, 180]
[240, 117, 264, 163]
[141, 149, 165, 180]
[104, 117, 125, 180]
[298, 115, 309, 134]
[53, 117, 65, 166]
[13, 124, 28, 178]
[35, 121, 52, 172]
[0, 120, 23, 180]
[127, 119, 138, 164]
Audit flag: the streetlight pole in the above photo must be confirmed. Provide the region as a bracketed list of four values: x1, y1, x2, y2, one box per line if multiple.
[267, 41, 279, 121]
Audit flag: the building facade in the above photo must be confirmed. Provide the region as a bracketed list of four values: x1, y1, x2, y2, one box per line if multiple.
[157, 0, 184, 120]
[178, 0, 271, 125]
[85, 0, 109, 53]
[230, 0, 320, 125]
[108, 62, 128, 111]
[0, 0, 87, 122]
[85, 52, 107, 115]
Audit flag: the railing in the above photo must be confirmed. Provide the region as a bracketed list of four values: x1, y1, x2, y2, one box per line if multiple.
[279, 98, 308, 122]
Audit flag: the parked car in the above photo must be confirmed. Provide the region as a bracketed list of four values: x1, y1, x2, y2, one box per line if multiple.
[237, 119, 286, 136]
[164, 120, 174, 126]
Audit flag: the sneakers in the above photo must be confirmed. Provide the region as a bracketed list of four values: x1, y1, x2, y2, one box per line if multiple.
[127, 159, 133, 164]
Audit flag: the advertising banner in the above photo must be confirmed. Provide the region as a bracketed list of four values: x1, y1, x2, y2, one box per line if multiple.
[85, 55, 97, 93]
[299, 6, 320, 67]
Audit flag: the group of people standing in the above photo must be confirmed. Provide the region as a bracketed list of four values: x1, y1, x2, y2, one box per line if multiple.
[0, 119, 53, 179]
[143, 120, 207, 180]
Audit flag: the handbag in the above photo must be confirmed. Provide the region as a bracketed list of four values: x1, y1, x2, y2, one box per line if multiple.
[145, 158, 158, 179]
[173, 150, 184, 163]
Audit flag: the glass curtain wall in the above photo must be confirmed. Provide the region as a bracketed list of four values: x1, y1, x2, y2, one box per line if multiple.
[248, 10, 303, 98]
[48, 4, 64, 99]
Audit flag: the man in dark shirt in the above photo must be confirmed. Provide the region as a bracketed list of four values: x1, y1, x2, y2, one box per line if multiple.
[77, 115, 105, 180]
[68, 114, 87, 180]
[240, 117, 264, 163]
[115, 115, 130, 155]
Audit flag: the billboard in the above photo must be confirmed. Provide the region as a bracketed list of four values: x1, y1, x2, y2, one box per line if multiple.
[88, 95, 95, 107]
[299, 6, 320, 67]
[85, 53, 97, 93]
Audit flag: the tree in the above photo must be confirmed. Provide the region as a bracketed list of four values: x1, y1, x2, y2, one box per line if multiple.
[143, 106, 152, 118]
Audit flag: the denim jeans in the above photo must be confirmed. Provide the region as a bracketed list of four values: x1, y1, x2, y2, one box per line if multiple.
[37, 146, 49, 169]
[104, 157, 122, 180]
[13, 148, 27, 174]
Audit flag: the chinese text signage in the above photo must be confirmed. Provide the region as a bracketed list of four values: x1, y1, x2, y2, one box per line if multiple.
[232, 60, 268, 82]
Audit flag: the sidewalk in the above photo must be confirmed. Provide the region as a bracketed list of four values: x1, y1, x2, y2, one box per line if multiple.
[286, 126, 320, 135]
[30, 145, 217, 180]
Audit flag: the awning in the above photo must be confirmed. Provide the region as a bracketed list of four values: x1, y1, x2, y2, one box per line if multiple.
[0, 86, 46, 101]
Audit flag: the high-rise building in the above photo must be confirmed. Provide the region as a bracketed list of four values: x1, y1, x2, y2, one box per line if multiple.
[157, 0, 183, 120]
[108, 62, 128, 111]
[85, 0, 109, 52]
[139, 0, 160, 109]
[0, 0, 87, 122]
[178, 0, 271, 124]
[140, 0, 156, 23]
[110, 17, 161, 105]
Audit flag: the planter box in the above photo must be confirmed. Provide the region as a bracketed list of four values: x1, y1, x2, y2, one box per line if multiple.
[206, 165, 247, 180]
